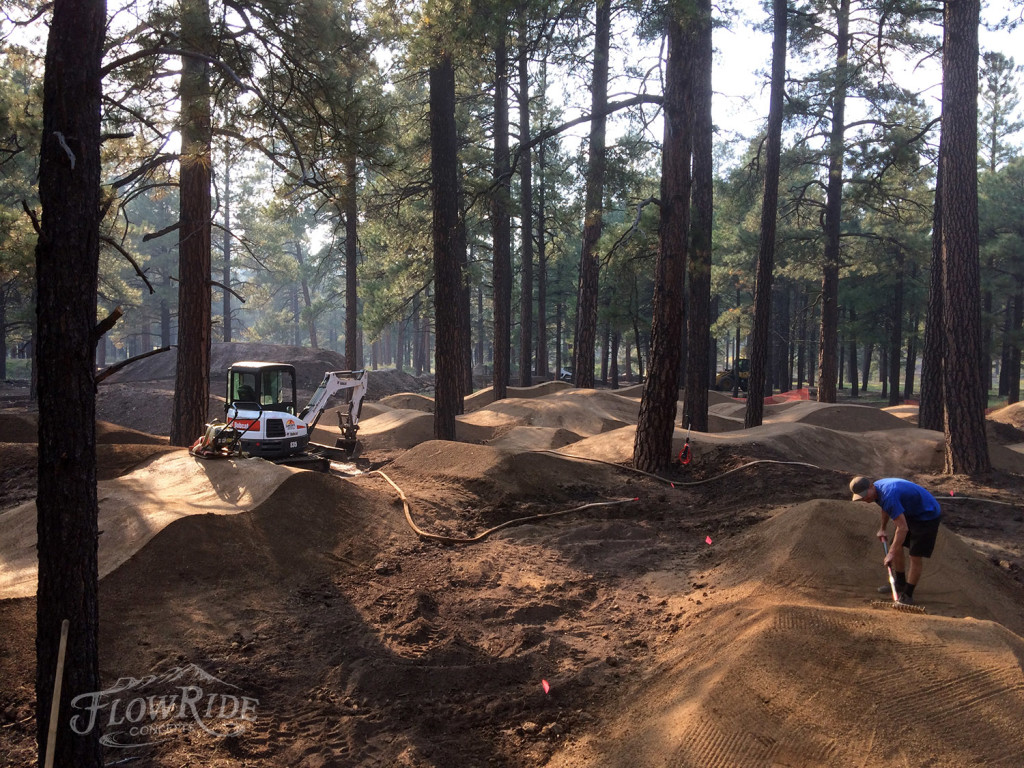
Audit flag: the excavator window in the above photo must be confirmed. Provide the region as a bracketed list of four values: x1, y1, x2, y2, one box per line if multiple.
[261, 370, 295, 414]
[231, 374, 259, 405]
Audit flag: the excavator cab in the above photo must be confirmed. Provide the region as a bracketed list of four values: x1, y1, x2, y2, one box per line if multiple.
[227, 362, 297, 415]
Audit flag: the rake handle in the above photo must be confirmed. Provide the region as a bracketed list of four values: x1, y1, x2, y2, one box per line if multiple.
[880, 536, 900, 602]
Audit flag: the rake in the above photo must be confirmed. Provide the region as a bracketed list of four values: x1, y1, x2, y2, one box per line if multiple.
[871, 536, 927, 615]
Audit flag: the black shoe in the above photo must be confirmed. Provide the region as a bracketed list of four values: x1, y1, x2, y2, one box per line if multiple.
[896, 593, 915, 606]
[877, 585, 893, 594]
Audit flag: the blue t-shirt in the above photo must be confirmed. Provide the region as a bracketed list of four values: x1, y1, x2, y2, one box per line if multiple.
[874, 478, 942, 522]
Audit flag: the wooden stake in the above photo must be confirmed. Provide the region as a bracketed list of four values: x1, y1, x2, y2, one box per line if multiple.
[44, 619, 69, 768]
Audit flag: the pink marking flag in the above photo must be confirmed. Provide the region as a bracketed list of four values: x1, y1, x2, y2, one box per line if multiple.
[705, 535, 713, 545]
[542, 679, 551, 694]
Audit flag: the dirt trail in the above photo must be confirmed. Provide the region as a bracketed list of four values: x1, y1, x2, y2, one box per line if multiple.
[2, 372, 1023, 767]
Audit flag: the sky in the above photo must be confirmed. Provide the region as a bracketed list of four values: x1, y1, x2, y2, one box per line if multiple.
[710, 0, 1024, 145]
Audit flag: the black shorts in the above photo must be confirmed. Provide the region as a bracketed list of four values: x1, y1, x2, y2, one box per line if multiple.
[902, 517, 941, 558]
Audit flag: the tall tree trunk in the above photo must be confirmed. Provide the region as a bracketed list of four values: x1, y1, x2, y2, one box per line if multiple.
[222, 159, 232, 342]
[170, 0, 213, 447]
[634, 3, 692, 472]
[888, 249, 904, 405]
[491, 30, 512, 399]
[1009, 281, 1022, 404]
[848, 304, 859, 397]
[459, 225, 473, 400]
[862, 343, 872, 391]
[572, 0, 610, 389]
[600, 322, 610, 383]
[344, 155, 360, 369]
[412, 293, 423, 375]
[940, 0, 990, 474]
[816, 0, 849, 404]
[429, 50, 464, 439]
[904, 310, 918, 401]
[161, 271, 172, 347]
[518, 13, 534, 387]
[0, 286, 7, 380]
[797, 294, 807, 389]
[475, 284, 485, 372]
[999, 299, 1011, 397]
[295, 242, 318, 348]
[610, 330, 620, 388]
[35, 0, 105, 764]
[919, 146, 945, 430]
[745, 0, 787, 428]
[554, 299, 563, 377]
[536, 136, 549, 379]
[684, 0, 713, 432]
[774, 281, 791, 392]
[880, 346, 889, 398]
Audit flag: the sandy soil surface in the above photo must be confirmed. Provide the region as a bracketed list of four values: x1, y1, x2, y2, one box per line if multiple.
[2, 351, 1023, 767]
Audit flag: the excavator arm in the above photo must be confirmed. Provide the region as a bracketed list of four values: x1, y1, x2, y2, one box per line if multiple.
[298, 370, 367, 454]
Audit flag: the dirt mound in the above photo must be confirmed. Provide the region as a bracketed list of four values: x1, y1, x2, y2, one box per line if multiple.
[0, 412, 36, 442]
[0, 451, 295, 599]
[486, 426, 583, 452]
[884, 403, 920, 423]
[558, 421, 950, 475]
[466, 392, 632, 437]
[1, 410, 168, 445]
[103, 471, 405, 592]
[379, 392, 434, 412]
[101, 341, 428, 400]
[989, 401, 1024, 429]
[769, 400, 912, 431]
[96, 383, 224, 437]
[387, 440, 619, 503]
[507, 380, 574, 398]
[102, 342, 348, 390]
[356, 409, 499, 453]
[548, 501, 1024, 767]
[710, 400, 911, 432]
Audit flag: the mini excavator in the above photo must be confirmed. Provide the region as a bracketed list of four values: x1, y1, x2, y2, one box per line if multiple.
[191, 363, 367, 469]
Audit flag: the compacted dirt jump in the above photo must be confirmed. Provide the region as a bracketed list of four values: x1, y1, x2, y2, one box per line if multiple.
[1, 362, 1023, 767]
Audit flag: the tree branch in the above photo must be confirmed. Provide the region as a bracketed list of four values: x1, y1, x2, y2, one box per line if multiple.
[99, 236, 155, 293]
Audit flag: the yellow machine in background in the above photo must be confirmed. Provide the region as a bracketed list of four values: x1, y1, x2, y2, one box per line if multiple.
[715, 358, 750, 392]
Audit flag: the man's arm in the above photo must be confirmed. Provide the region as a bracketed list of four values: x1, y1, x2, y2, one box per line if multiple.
[876, 510, 889, 540]
[884, 514, 909, 565]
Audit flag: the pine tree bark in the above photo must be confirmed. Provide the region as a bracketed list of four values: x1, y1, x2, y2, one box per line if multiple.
[816, 0, 850, 404]
[170, 0, 213, 446]
[847, 303, 859, 397]
[536, 136, 549, 379]
[572, 0, 610, 389]
[940, 0, 990, 474]
[34, 0, 106, 764]
[888, 249, 904, 405]
[222, 160, 232, 342]
[518, 15, 534, 387]
[344, 155, 360, 369]
[745, 0, 787, 428]
[429, 50, 464, 439]
[920, 151, 944, 430]
[684, 0, 714, 433]
[1009, 281, 1022, 404]
[491, 32, 512, 400]
[634, 4, 692, 473]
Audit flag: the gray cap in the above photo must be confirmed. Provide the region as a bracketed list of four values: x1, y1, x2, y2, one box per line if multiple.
[849, 476, 873, 501]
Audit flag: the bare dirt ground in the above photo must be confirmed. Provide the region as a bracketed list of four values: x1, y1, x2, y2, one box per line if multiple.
[2, 347, 1024, 767]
